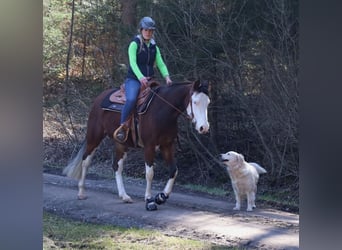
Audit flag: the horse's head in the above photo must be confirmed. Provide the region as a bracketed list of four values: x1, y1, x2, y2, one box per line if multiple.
[187, 80, 210, 134]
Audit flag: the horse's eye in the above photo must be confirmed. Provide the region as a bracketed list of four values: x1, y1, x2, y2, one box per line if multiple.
[193, 100, 197, 105]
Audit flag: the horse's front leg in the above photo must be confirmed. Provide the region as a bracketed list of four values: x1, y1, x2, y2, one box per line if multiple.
[155, 166, 178, 204]
[113, 149, 133, 203]
[144, 146, 158, 211]
[163, 166, 178, 196]
[154, 144, 178, 205]
[145, 162, 154, 201]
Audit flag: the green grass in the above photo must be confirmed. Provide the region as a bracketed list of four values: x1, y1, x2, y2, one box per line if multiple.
[258, 192, 299, 208]
[181, 183, 298, 212]
[43, 212, 234, 250]
[181, 184, 228, 197]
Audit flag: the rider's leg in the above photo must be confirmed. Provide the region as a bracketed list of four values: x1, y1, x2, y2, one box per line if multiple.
[120, 78, 141, 124]
[114, 78, 141, 142]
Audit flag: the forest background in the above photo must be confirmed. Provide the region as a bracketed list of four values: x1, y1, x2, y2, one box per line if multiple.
[43, 0, 298, 205]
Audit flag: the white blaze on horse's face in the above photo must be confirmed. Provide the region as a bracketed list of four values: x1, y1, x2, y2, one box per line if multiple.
[187, 91, 210, 134]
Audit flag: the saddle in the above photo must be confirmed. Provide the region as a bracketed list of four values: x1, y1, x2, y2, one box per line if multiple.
[101, 80, 160, 114]
[101, 80, 161, 147]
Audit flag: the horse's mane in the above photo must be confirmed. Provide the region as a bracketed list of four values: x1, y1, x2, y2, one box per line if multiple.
[154, 80, 209, 96]
[169, 81, 192, 86]
[171, 80, 209, 95]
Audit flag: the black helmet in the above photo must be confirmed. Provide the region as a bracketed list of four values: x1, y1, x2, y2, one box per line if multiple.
[139, 16, 156, 30]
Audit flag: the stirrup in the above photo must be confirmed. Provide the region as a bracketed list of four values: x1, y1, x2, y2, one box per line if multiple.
[113, 124, 129, 143]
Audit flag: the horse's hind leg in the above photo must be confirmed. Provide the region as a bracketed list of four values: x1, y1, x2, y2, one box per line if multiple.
[63, 140, 98, 200]
[77, 120, 105, 199]
[77, 148, 96, 199]
[113, 144, 133, 203]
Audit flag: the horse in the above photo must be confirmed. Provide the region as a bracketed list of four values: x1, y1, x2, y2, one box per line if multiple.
[63, 79, 210, 211]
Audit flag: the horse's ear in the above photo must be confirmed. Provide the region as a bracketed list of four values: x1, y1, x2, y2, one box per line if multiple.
[193, 79, 209, 96]
[193, 79, 201, 91]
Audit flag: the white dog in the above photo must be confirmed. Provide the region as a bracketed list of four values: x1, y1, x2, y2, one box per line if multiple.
[220, 151, 267, 211]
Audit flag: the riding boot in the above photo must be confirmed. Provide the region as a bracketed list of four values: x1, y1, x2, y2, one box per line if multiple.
[113, 124, 129, 143]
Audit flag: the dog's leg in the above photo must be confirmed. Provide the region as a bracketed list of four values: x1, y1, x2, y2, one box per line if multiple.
[246, 192, 256, 211]
[251, 192, 256, 209]
[233, 189, 241, 210]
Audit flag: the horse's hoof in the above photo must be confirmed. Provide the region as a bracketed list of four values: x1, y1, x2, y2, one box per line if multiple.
[146, 198, 158, 211]
[77, 195, 87, 200]
[155, 192, 168, 205]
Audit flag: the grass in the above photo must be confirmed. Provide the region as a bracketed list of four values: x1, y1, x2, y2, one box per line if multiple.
[258, 189, 299, 209]
[181, 183, 298, 212]
[181, 183, 228, 197]
[259, 193, 298, 206]
[43, 212, 234, 250]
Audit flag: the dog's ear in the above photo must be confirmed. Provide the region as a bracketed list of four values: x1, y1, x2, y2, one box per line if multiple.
[237, 153, 244, 165]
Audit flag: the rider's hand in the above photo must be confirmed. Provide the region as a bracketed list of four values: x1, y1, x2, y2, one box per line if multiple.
[139, 77, 149, 88]
[165, 76, 172, 85]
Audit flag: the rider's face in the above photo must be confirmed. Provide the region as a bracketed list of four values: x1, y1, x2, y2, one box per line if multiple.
[141, 29, 154, 41]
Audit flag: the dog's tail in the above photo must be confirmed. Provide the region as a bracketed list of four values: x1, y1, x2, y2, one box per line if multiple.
[249, 162, 267, 174]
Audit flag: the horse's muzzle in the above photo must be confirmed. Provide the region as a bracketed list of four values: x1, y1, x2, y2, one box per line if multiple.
[198, 124, 209, 134]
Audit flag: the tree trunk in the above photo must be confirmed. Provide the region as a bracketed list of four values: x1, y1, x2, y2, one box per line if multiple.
[121, 0, 137, 27]
[65, 0, 75, 81]
[81, 24, 87, 79]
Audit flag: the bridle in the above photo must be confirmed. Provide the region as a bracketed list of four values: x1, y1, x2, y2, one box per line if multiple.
[149, 85, 194, 120]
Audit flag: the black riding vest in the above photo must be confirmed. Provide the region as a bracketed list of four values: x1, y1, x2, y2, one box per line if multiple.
[127, 35, 157, 80]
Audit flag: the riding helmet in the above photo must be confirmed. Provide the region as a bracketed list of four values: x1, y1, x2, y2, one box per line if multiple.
[139, 16, 156, 30]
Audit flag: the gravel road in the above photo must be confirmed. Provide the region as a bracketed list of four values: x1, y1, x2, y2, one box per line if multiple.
[43, 173, 299, 249]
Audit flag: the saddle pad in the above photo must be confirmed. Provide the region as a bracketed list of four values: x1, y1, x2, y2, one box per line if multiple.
[100, 88, 123, 112]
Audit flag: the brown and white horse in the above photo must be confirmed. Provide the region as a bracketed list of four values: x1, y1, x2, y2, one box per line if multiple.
[63, 80, 210, 210]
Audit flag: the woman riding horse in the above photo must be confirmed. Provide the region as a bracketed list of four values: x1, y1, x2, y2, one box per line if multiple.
[63, 80, 210, 211]
[114, 16, 172, 143]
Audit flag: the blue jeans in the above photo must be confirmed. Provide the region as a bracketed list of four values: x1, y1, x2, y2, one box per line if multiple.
[120, 78, 141, 124]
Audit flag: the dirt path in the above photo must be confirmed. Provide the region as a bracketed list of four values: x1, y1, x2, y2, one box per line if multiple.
[43, 173, 299, 249]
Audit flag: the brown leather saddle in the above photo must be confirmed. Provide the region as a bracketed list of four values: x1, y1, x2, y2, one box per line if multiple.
[101, 80, 160, 114]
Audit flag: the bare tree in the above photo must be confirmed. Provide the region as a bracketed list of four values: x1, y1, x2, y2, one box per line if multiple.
[65, 0, 76, 81]
[43, 0, 298, 193]
[121, 0, 137, 26]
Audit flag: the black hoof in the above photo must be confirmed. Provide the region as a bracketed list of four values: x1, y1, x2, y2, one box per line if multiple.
[146, 198, 158, 211]
[155, 192, 169, 205]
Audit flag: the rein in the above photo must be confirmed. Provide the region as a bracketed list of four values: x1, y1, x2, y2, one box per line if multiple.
[149, 86, 194, 120]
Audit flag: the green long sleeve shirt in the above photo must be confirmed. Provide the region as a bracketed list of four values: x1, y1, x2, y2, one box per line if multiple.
[128, 40, 170, 80]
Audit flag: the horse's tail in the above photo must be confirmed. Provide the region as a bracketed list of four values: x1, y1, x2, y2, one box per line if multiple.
[63, 140, 87, 180]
